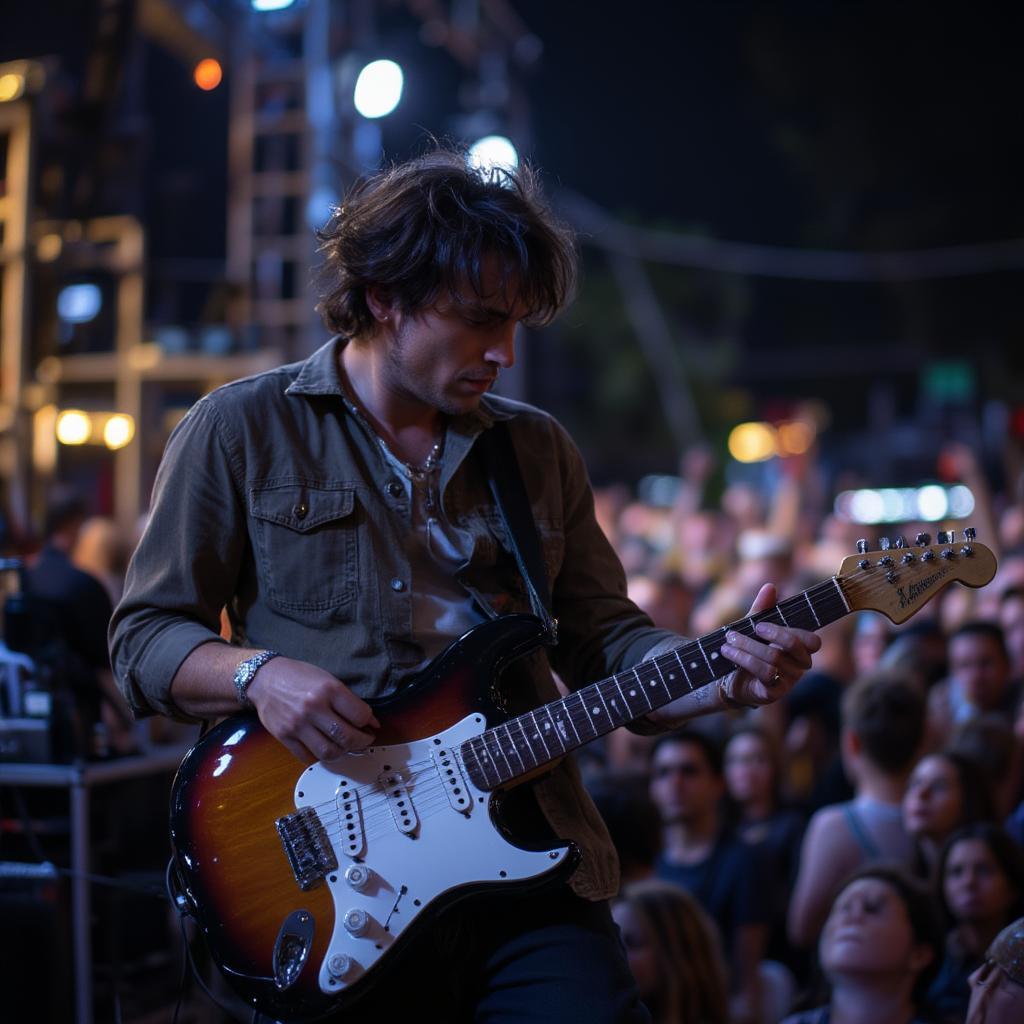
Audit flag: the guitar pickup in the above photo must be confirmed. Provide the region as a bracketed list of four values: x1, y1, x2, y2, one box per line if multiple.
[337, 780, 365, 858]
[276, 806, 338, 891]
[379, 769, 418, 836]
[432, 747, 471, 813]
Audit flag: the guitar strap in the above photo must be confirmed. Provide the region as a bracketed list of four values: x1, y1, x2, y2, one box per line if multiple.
[477, 421, 558, 646]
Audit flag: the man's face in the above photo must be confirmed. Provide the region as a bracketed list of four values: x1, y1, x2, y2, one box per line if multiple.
[377, 256, 523, 418]
[649, 740, 723, 825]
[950, 633, 1010, 712]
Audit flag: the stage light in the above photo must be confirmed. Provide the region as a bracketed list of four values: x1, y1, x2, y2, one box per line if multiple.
[948, 485, 975, 518]
[194, 58, 223, 92]
[251, 0, 296, 11]
[56, 410, 91, 446]
[102, 414, 135, 450]
[727, 422, 777, 463]
[834, 484, 976, 524]
[57, 283, 102, 324]
[0, 73, 25, 103]
[777, 420, 815, 456]
[468, 135, 519, 176]
[917, 485, 949, 522]
[37, 234, 63, 262]
[353, 60, 404, 119]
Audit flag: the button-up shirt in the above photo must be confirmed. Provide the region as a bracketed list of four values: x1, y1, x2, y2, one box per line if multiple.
[109, 337, 680, 899]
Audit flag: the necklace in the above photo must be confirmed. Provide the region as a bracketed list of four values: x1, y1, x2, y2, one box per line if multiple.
[378, 434, 444, 480]
[337, 364, 445, 479]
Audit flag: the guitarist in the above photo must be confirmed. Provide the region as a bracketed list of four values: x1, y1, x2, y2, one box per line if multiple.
[109, 148, 821, 1021]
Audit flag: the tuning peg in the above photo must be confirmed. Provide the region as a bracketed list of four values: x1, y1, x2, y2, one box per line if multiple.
[937, 531, 950, 544]
[856, 539, 869, 554]
[915, 532, 931, 546]
[895, 536, 907, 548]
[879, 537, 891, 551]
[964, 527, 977, 542]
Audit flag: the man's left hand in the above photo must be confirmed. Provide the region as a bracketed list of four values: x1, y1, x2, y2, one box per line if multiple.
[718, 583, 821, 707]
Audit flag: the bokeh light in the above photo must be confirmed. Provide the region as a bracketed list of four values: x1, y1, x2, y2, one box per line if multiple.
[353, 60, 404, 119]
[194, 59, 223, 92]
[56, 410, 91, 446]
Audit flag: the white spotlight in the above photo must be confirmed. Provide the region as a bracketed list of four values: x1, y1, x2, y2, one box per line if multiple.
[57, 283, 102, 324]
[251, 0, 296, 11]
[467, 135, 519, 177]
[353, 60, 404, 119]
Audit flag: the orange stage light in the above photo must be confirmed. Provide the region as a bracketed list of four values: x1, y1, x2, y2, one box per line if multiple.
[194, 59, 223, 92]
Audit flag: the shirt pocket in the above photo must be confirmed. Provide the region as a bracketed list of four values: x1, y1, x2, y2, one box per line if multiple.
[249, 480, 359, 612]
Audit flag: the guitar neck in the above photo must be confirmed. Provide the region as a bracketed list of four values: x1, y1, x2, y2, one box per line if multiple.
[461, 577, 850, 791]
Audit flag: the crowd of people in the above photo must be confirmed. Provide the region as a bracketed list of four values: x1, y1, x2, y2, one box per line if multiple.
[580, 441, 1024, 1023]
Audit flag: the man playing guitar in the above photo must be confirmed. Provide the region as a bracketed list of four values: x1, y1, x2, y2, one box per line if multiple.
[110, 149, 820, 1021]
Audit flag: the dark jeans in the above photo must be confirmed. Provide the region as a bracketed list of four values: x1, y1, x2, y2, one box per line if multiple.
[338, 883, 651, 1023]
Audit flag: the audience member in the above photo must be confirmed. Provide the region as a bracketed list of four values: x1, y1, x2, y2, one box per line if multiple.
[71, 515, 128, 606]
[649, 731, 773, 1023]
[725, 725, 807, 973]
[788, 671, 925, 948]
[879, 620, 948, 691]
[782, 866, 941, 1024]
[928, 622, 1018, 744]
[779, 611, 855, 812]
[947, 715, 1021, 819]
[589, 777, 663, 888]
[997, 587, 1024, 682]
[928, 824, 1024, 1023]
[851, 612, 893, 678]
[26, 488, 135, 756]
[902, 751, 996, 880]
[965, 916, 1024, 1024]
[612, 879, 730, 1024]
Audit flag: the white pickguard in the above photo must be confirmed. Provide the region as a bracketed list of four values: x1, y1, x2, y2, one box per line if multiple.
[291, 713, 572, 996]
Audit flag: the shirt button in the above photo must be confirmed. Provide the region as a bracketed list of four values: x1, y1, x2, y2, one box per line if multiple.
[386, 481, 403, 498]
[293, 502, 308, 520]
[389, 578, 406, 592]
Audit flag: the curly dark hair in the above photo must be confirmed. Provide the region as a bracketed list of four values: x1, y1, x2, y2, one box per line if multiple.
[315, 148, 577, 337]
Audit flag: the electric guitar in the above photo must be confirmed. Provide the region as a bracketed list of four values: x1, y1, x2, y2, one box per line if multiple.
[169, 530, 995, 1021]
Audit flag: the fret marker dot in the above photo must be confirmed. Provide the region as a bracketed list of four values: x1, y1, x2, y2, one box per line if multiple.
[649, 681, 657, 687]
[543, 722, 551, 730]
[690, 662, 698, 669]
[592, 706, 601, 715]
[669, 673, 676, 680]
[711, 651, 718, 660]
[629, 689, 636, 696]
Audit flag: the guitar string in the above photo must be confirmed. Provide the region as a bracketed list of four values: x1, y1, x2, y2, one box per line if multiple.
[299, 577, 844, 824]
[323, 563, 948, 836]
[305, 567, 956, 854]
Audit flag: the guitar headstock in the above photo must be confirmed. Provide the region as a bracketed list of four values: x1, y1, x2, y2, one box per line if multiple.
[836, 528, 997, 624]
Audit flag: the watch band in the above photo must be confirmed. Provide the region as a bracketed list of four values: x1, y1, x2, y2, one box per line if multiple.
[233, 649, 280, 708]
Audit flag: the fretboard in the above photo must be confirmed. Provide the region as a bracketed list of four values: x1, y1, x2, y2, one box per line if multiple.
[460, 577, 849, 791]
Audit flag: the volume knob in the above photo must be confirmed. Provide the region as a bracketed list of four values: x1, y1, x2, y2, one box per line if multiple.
[345, 864, 371, 891]
[343, 909, 370, 936]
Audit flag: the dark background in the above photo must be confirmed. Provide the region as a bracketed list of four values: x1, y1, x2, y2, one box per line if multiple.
[3, 0, 1022, 487]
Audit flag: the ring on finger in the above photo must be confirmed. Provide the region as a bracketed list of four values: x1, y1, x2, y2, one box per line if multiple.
[769, 670, 783, 686]
[327, 720, 342, 741]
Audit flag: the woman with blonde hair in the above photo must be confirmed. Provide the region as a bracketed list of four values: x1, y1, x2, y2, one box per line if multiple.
[612, 878, 729, 1024]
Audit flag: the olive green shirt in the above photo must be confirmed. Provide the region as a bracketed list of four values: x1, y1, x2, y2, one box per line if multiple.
[109, 337, 680, 899]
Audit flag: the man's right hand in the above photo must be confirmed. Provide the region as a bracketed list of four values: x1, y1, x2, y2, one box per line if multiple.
[246, 657, 380, 763]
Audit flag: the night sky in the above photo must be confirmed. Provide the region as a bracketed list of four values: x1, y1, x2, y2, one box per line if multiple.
[4, 2, 1023, 480]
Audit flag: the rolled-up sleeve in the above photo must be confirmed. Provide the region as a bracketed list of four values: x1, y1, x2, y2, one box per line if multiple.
[109, 398, 243, 719]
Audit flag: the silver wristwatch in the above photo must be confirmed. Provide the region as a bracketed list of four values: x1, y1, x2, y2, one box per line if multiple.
[233, 649, 280, 708]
